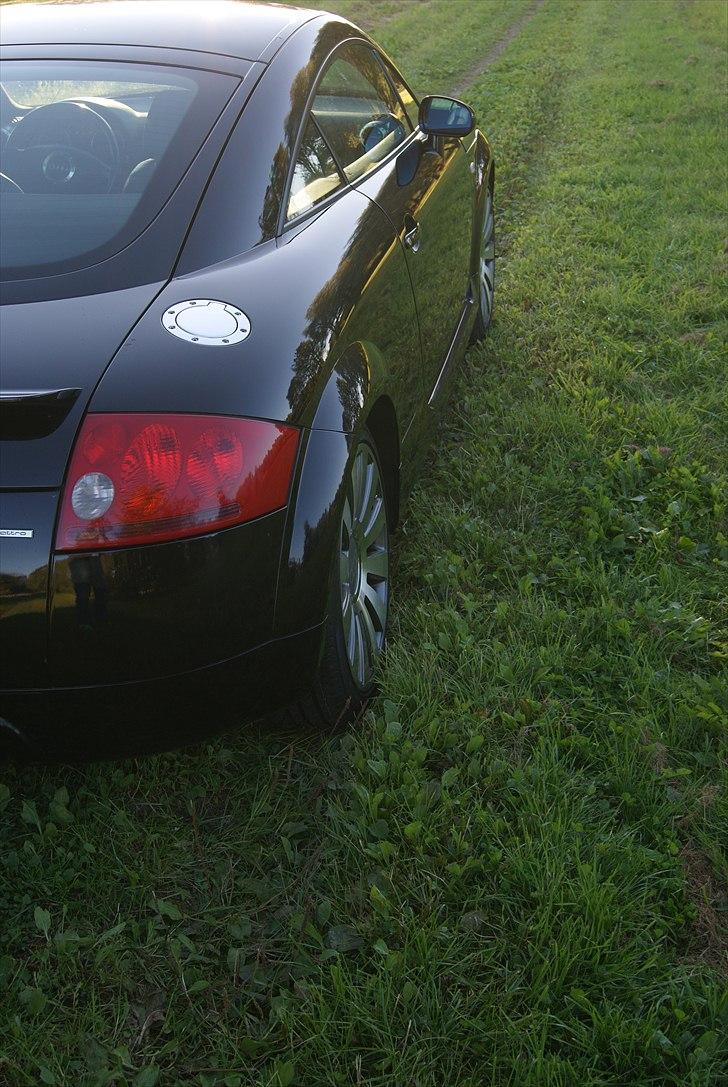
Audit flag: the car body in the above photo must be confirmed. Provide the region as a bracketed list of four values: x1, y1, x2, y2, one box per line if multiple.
[0, 1, 495, 758]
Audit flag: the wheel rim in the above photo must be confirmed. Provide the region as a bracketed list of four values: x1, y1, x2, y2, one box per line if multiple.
[479, 191, 495, 326]
[339, 442, 389, 690]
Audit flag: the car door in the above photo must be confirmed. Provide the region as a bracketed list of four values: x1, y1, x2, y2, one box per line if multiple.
[283, 47, 424, 446]
[344, 46, 475, 400]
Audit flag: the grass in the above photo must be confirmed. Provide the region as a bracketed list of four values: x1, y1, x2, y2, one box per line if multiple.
[1, 1, 727, 1085]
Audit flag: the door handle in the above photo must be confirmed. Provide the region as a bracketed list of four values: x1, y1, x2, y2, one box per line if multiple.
[403, 216, 421, 252]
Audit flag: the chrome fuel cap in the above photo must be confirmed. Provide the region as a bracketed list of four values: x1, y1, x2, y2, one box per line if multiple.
[161, 299, 251, 346]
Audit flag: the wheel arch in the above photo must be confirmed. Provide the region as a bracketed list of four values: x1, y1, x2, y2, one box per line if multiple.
[469, 129, 495, 284]
[308, 339, 401, 530]
[274, 357, 401, 638]
[364, 394, 400, 530]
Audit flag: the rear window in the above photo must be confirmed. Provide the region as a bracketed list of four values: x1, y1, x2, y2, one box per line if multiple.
[0, 61, 238, 280]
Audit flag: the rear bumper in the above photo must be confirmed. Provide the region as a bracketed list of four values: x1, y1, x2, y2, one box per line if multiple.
[0, 622, 324, 761]
[0, 429, 350, 760]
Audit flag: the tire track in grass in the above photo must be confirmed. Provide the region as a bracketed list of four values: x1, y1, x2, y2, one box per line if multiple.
[454, 0, 547, 96]
[292, 0, 440, 37]
[346, 0, 439, 36]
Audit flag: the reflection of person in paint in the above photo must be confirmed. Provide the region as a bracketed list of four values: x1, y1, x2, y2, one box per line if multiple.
[69, 555, 108, 629]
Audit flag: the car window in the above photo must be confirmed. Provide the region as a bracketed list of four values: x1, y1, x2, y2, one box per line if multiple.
[0, 61, 237, 281]
[287, 117, 343, 220]
[378, 54, 419, 130]
[312, 43, 411, 184]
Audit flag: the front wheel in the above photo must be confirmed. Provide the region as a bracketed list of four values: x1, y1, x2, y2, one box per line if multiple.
[286, 431, 391, 729]
[471, 184, 495, 342]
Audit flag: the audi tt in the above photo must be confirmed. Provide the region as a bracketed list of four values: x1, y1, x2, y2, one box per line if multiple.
[0, 0, 495, 757]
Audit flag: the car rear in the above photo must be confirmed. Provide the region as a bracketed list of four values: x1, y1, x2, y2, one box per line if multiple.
[0, 51, 312, 757]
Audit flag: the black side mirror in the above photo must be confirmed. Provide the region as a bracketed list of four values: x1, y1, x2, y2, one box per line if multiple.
[418, 95, 475, 137]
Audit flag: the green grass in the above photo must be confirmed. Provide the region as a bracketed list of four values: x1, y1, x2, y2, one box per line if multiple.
[1, 1, 727, 1085]
[296, 0, 534, 94]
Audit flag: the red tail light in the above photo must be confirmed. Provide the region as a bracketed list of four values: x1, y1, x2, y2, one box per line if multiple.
[56, 413, 299, 552]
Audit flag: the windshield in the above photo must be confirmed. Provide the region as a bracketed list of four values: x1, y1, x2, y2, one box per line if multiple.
[0, 61, 238, 281]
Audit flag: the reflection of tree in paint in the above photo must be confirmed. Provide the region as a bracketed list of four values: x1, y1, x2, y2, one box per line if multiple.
[259, 24, 343, 237]
[291, 119, 337, 193]
[285, 199, 388, 414]
[69, 554, 108, 627]
[286, 192, 421, 438]
[236, 428, 298, 516]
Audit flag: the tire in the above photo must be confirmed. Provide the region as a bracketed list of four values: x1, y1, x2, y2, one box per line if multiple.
[470, 182, 495, 342]
[286, 430, 391, 730]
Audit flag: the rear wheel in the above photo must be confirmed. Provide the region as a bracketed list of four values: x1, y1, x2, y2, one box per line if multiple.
[287, 431, 390, 729]
[471, 184, 495, 342]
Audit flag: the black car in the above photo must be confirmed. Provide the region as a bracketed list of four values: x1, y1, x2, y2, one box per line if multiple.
[0, 0, 495, 758]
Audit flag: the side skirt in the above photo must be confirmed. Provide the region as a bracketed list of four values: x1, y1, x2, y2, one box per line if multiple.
[427, 292, 476, 408]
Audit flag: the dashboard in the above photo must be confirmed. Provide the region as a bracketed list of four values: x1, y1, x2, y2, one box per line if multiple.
[0, 95, 149, 193]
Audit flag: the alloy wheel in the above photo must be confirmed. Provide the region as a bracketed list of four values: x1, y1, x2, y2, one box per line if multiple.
[479, 190, 495, 327]
[339, 441, 389, 689]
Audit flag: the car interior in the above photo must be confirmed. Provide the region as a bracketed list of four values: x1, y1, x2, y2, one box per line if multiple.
[287, 95, 408, 219]
[0, 72, 204, 272]
[0, 81, 195, 196]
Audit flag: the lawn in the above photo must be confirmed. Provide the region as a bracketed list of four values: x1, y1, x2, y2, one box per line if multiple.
[1, 1, 726, 1085]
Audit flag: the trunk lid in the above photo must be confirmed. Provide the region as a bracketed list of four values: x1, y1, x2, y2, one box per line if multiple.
[0, 282, 163, 488]
[1, 283, 162, 688]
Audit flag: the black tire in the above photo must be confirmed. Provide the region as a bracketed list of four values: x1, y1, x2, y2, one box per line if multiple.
[285, 430, 391, 730]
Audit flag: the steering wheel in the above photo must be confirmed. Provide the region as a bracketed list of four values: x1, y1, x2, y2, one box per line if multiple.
[3, 100, 120, 195]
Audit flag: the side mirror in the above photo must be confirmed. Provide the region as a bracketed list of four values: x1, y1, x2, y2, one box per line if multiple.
[418, 95, 474, 137]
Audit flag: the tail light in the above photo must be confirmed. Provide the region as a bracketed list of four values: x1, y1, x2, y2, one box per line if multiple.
[56, 413, 299, 552]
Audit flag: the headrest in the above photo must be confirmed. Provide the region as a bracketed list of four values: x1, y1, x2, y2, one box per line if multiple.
[144, 89, 192, 158]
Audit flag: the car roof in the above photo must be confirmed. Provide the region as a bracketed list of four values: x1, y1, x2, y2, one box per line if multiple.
[0, 1, 329, 64]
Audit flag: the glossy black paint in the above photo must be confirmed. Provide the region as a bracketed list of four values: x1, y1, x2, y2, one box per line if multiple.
[0, 490, 59, 688]
[274, 428, 351, 640]
[0, 624, 325, 760]
[93, 183, 421, 432]
[2, 1, 315, 65]
[49, 510, 287, 688]
[1, 282, 165, 487]
[356, 131, 476, 397]
[0, 1, 493, 758]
